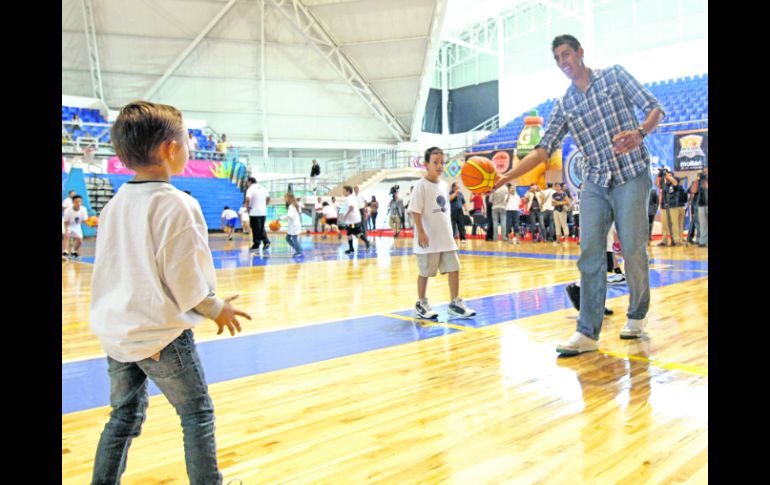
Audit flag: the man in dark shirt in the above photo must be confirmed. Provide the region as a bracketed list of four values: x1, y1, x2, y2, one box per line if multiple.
[449, 183, 467, 244]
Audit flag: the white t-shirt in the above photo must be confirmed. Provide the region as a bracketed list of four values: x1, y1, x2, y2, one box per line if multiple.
[89, 182, 216, 362]
[343, 194, 361, 224]
[285, 205, 301, 236]
[314, 202, 323, 213]
[63, 206, 87, 235]
[408, 177, 456, 254]
[187, 137, 197, 151]
[322, 205, 337, 220]
[221, 209, 238, 220]
[238, 206, 249, 221]
[246, 184, 270, 216]
[357, 194, 366, 212]
[542, 188, 556, 211]
[62, 197, 73, 211]
[506, 193, 521, 211]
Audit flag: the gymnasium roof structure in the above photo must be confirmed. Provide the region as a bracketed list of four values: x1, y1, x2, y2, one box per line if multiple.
[62, 0, 446, 148]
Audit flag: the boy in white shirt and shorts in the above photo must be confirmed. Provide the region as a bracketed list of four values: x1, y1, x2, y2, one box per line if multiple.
[62, 194, 87, 260]
[409, 147, 476, 319]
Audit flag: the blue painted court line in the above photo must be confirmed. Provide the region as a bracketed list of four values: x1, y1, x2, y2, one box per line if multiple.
[62, 263, 706, 414]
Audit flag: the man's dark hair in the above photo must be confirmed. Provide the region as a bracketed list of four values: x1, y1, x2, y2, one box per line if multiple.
[343, 185, 353, 194]
[547, 182, 553, 188]
[224, 206, 229, 210]
[552, 34, 581, 52]
[72, 195, 82, 201]
[247, 177, 257, 184]
[424, 146, 444, 163]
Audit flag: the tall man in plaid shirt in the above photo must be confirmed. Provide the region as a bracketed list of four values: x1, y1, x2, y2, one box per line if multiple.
[494, 35, 665, 355]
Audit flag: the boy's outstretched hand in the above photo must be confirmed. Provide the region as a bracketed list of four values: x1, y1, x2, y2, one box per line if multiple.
[214, 295, 252, 336]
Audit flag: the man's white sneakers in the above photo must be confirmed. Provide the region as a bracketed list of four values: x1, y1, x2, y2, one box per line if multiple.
[556, 332, 599, 356]
[620, 317, 648, 339]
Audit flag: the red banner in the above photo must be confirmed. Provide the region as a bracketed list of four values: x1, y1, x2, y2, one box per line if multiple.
[108, 157, 234, 178]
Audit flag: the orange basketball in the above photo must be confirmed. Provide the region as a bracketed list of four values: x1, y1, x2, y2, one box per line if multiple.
[269, 220, 281, 231]
[85, 216, 99, 228]
[461, 156, 497, 194]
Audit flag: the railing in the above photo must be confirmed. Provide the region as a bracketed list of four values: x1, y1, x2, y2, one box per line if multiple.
[470, 114, 500, 133]
[470, 118, 708, 152]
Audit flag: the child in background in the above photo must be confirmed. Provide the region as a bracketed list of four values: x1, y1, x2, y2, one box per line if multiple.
[238, 202, 250, 235]
[281, 192, 304, 258]
[221, 206, 239, 240]
[62, 194, 87, 260]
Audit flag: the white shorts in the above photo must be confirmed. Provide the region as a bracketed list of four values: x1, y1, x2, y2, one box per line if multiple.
[64, 226, 83, 239]
[416, 251, 460, 278]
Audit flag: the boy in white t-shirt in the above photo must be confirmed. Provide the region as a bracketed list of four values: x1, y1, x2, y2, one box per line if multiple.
[342, 185, 371, 254]
[409, 147, 476, 319]
[321, 201, 339, 239]
[238, 203, 250, 235]
[88, 101, 251, 484]
[62, 194, 88, 260]
[221, 205, 239, 240]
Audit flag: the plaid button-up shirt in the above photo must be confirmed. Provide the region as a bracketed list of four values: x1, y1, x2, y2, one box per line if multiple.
[537, 65, 665, 187]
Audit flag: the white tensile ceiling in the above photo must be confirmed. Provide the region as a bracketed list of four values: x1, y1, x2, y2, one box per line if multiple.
[62, 0, 442, 148]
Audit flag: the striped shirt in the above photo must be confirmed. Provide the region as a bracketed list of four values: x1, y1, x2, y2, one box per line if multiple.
[537, 65, 664, 188]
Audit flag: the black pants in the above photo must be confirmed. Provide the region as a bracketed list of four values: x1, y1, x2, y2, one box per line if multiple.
[648, 214, 655, 240]
[506, 210, 520, 238]
[573, 214, 580, 238]
[451, 208, 466, 240]
[542, 210, 555, 241]
[529, 210, 544, 241]
[249, 216, 271, 247]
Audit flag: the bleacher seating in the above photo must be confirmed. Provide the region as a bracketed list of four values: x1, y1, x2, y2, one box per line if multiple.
[471, 73, 708, 152]
[87, 173, 245, 230]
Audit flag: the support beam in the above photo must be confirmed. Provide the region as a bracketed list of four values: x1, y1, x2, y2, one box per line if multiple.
[270, 0, 408, 142]
[441, 46, 449, 135]
[410, 0, 449, 141]
[538, 0, 584, 21]
[143, 0, 239, 101]
[443, 36, 497, 56]
[80, 0, 105, 103]
[261, 0, 268, 162]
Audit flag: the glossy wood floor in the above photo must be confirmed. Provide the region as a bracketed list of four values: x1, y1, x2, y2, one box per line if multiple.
[62, 233, 708, 484]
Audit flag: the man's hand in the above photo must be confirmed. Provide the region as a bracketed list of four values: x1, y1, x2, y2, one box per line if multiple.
[491, 173, 506, 191]
[612, 130, 644, 154]
[417, 230, 430, 249]
[214, 295, 252, 336]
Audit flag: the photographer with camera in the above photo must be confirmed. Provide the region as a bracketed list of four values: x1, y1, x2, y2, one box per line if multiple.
[656, 168, 686, 246]
[387, 185, 405, 238]
[691, 167, 708, 247]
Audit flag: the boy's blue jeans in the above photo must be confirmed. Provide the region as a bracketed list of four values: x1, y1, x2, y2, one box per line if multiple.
[91, 329, 222, 485]
[286, 234, 303, 254]
[577, 170, 651, 340]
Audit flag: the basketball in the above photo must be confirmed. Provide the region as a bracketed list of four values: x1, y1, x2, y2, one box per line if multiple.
[85, 216, 99, 228]
[461, 156, 497, 194]
[269, 220, 281, 231]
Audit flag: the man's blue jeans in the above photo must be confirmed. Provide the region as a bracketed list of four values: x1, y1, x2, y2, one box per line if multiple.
[577, 171, 651, 340]
[91, 329, 222, 485]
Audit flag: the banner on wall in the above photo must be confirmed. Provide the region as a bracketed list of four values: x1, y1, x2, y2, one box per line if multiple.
[463, 149, 514, 174]
[563, 134, 677, 195]
[674, 132, 708, 171]
[108, 157, 237, 179]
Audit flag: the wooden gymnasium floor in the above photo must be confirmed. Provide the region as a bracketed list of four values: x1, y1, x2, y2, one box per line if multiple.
[62, 230, 708, 484]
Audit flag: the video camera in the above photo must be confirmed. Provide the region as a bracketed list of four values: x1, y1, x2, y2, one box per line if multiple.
[389, 184, 400, 196]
